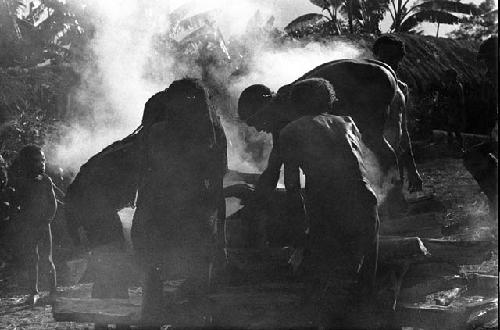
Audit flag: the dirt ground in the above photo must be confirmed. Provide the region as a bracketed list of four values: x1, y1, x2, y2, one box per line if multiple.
[0, 148, 497, 329]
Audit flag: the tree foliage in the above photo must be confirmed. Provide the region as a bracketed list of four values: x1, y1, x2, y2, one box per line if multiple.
[0, 0, 89, 67]
[303, 0, 389, 35]
[309, 0, 345, 34]
[284, 13, 327, 34]
[356, 0, 390, 34]
[448, 0, 498, 41]
[389, 0, 480, 33]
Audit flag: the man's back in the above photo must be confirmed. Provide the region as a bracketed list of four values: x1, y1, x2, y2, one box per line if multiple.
[280, 114, 374, 199]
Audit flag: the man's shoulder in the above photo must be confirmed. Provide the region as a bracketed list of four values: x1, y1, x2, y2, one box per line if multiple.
[280, 116, 315, 139]
[315, 113, 355, 128]
[282, 114, 354, 135]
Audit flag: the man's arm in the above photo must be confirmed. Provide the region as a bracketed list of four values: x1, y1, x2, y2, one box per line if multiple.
[254, 134, 283, 200]
[41, 175, 57, 223]
[281, 129, 308, 246]
[281, 129, 309, 273]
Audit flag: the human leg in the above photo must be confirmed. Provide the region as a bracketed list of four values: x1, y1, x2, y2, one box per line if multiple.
[38, 224, 57, 294]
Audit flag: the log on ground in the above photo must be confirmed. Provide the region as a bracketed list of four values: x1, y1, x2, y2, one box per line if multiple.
[421, 238, 496, 265]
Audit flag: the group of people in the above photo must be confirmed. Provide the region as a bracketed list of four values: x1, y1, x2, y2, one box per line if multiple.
[133, 33, 498, 324]
[0, 34, 496, 327]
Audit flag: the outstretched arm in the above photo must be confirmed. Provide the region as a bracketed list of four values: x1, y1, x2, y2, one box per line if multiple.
[254, 134, 283, 200]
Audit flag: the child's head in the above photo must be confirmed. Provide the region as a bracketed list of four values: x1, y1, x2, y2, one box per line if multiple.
[18, 145, 46, 177]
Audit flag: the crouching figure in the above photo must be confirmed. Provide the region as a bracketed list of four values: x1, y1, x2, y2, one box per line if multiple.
[131, 78, 227, 322]
[280, 78, 380, 326]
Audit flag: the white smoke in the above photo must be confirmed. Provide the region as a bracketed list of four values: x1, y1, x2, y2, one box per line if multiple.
[47, 0, 366, 175]
[230, 40, 364, 93]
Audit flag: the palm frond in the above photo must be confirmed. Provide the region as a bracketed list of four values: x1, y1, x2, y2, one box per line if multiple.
[284, 13, 327, 33]
[400, 10, 460, 32]
[415, 1, 480, 16]
[309, 0, 330, 10]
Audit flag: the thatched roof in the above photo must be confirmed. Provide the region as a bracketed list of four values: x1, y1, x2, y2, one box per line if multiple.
[288, 33, 483, 94]
[395, 34, 481, 94]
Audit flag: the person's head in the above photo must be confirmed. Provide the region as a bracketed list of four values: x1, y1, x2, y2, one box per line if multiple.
[238, 84, 273, 123]
[18, 145, 46, 177]
[444, 68, 458, 83]
[289, 78, 336, 117]
[373, 35, 406, 70]
[164, 78, 210, 114]
[478, 36, 498, 77]
[163, 78, 215, 142]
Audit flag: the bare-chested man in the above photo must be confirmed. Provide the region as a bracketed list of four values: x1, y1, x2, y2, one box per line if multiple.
[131, 78, 227, 321]
[373, 34, 423, 192]
[280, 78, 380, 325]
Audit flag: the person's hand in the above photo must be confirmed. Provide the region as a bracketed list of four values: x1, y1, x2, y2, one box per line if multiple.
[408, 171, 423, 192]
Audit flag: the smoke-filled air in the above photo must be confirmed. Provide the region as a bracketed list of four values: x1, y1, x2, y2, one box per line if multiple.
[47, 0, 366, 174]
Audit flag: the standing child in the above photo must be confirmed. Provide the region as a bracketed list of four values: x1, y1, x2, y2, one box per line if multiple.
[10, 145, 57, 305]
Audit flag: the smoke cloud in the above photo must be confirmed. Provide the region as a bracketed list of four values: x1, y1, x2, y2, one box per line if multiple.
[46, 0, 366, 175]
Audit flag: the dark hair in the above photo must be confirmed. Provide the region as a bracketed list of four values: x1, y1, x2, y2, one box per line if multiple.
[238, 84, 273, 122]
[372, 34, 406, 57]
[163, 78, 217, 146]
[478, 36, 498, 61]
[290, 78, 336, 117]
[19, 145, 43, 162]
[10, 145, 44, 177]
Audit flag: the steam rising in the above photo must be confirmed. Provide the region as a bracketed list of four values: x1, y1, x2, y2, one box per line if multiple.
[47, 0, 366, 174]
